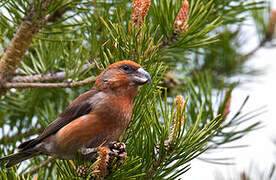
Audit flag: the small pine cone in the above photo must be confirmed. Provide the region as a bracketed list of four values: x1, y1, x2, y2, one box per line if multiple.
[92, 146, 109, 179]
[174, 0, 189, 34]
[108, 142, 127, 168]
[132, 0, 151, 27]
[168, 95, 185, 143]
[222, 89, 231, 120]
[174, 95, 185, 124]
[111, 142, 126, 152]
[76, 165, 90, 178]
[92, 142, 127, 179]
[76, 142, 127, 179]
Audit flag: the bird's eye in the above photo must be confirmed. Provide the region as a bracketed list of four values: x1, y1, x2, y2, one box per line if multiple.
[122, 65, 130, 71]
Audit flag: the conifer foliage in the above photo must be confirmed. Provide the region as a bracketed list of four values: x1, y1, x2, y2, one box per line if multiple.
[0, 0, 270, 179]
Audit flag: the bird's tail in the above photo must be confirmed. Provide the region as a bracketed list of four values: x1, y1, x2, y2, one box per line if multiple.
[0, 149, 40, 168]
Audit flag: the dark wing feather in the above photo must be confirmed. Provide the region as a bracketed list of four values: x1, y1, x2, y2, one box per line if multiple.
[18, 88, 99, 150]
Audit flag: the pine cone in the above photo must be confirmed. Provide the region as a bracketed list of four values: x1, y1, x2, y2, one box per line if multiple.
[108, 142, 127, 168]
[76, 142, 127, 179]
[174, 0, 189, 34]
[76, 165, 90, 178]
[132, 0, 151, 27]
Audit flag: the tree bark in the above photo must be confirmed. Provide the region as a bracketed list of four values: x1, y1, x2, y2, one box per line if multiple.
[0, 1, 68, 96]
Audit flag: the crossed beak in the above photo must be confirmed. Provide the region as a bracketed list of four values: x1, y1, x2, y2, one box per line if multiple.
[132, 68, 152, 85]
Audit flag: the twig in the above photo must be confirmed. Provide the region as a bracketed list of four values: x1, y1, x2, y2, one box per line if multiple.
[243, 32, 274, 59]
[10, 63, 94, 83]
[10, 72, 66, 83]
[146, 158, 161, 179]
[146, 138, 173, 179]
[24, 157, 55, 178]
[146, 96, 186, 179]
[93, 59, 103, 71]
[243, 39, 266, 59]
[4, 77, 97, 89]
[46, 7, 71, 23]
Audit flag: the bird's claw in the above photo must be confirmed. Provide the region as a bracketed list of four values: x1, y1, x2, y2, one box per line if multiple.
[80, 147, 98, 155]
[80, 141, 127, 162]
[77, 142, 127, 178]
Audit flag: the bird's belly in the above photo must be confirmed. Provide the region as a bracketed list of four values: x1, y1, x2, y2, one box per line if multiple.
[44, 114, 126, 159]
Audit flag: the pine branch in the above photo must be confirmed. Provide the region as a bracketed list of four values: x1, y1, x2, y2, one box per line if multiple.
[146, 96, 185, 179]
[0, 20, 36, 85]
[146, 157, 162, 179]
[3, 76, 96, 89]
[10, 72, 67, 83]
[0, 0, 70, 96]
[243, 37, 268, 59]
[244, 6, 275, 59]
[0, 1, 48, 77]
[10, 63, 94, 83]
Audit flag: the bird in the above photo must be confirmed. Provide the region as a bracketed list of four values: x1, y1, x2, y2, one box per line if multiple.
[0, 60, 151, 168]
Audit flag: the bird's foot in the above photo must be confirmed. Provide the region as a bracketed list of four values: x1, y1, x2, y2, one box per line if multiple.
[106, 141, 127, 165]
[80, 147, 98, 161]
[80, 147, 98, 155]
[77, 142, 127, 178]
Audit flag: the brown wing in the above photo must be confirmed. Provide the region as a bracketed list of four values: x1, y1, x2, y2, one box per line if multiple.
[54, 114, 113, 151]
[18, 88, 99, 150]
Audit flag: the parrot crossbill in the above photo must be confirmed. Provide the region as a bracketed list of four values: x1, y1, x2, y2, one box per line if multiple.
[0, 60, 151, 168]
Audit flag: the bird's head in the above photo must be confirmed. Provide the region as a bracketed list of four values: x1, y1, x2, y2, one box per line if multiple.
[95, 60, 151, 94]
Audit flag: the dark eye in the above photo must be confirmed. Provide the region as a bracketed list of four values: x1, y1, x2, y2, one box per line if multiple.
[122, 65, 130, 71]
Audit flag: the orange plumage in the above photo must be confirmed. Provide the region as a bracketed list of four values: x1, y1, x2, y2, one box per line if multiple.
[0, 60, 151, 168]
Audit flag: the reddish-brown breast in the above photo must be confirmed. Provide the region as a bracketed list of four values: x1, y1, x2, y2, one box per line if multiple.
[53, 92, 133, 156]
[41, 60, 148, 159]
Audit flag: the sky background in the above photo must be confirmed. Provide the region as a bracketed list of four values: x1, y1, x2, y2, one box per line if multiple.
[185, 1, 276, 179]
